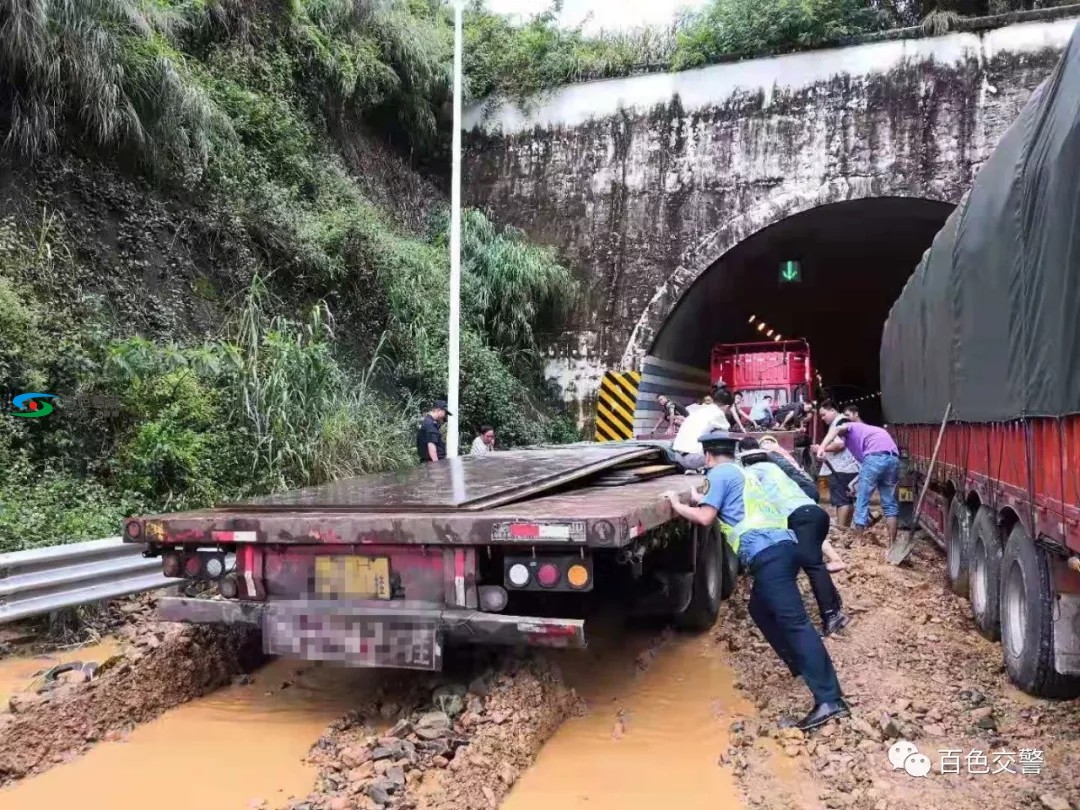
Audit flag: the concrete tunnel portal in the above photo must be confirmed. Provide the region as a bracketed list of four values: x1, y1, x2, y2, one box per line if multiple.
[647, 197, 955, 424]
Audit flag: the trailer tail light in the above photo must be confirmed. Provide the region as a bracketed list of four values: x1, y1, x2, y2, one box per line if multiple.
[503, 555, 593, 593]
[125, 520, 141, 539]
[536, 563, 560, 588]
[507, 564, 530, 587]
[567, 564, 590, 590]
[184, 555, 202, 578]
[203, 556, 225, 578]
[162, 553, 182, 578]
[219, 574, 239, 599]
[478, 585, 508, 612]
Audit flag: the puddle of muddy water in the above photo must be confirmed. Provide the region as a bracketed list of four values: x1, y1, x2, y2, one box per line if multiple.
[504, 629, 754, 810]
[0, 657, 374, 810]
[0, 638, 122, 708]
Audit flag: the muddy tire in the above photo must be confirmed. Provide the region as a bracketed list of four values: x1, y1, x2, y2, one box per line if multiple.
[675, 524, 723, 632]
[946, 497, 972, 598]
[719, 538, 739, 601]
[1000, 524, 1080, 699]
[969, 506, 1002, 641]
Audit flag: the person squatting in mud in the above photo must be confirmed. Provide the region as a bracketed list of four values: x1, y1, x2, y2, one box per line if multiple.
[667, 430, 849, 731]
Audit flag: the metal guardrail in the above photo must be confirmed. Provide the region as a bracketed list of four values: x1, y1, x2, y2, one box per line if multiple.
[0, 537, 169, 624]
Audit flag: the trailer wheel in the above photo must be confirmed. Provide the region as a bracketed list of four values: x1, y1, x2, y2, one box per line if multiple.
[720, 537, 740, 601]
[946, 497, 972, 598]
[969, 507, 1002, 641]
[675, 524, 724, 632]
[1000, 524, 1080, 699]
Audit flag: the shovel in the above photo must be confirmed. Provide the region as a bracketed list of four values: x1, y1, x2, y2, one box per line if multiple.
[886, 403, 952, 565]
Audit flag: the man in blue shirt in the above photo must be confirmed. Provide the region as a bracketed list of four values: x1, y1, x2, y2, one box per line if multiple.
[737, 437, 848, 636]
[667, 431, 848, 731]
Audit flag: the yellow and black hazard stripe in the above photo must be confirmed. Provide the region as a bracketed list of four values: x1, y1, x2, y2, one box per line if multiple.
[595, 371, 641, 442]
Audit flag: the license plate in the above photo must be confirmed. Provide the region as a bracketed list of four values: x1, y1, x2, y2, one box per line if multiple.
[263, 608, 441, 670]
[315, 556, 391, 599]
[898, 487, 914, 502]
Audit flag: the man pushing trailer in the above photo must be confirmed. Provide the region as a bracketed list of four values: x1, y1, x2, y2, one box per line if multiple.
[667, 430, 849, 731]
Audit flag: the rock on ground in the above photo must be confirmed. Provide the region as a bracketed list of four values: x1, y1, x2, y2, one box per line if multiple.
[715, 518, 1080, 810]
[290, 653, 582, 810]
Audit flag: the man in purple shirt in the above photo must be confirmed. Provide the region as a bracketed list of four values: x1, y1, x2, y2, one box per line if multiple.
[816, 399, 901, 546]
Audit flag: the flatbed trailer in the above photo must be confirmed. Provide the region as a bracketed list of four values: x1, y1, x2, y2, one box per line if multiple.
[125, 444, 737, 671]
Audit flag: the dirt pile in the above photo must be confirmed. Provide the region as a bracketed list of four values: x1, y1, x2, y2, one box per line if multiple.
[716, 522, 1080, 810]
[0, 622, 260, 785]
[0, 593, 159, 659]
[288, 653, 582, 810]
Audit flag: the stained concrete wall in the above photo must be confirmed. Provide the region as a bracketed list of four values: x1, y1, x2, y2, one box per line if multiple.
[463, 15, 1078, 414]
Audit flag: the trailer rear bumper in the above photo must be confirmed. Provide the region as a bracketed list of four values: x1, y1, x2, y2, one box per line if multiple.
[157, 596, 585, 670]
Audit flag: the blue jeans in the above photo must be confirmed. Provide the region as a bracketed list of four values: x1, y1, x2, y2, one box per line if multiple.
[746, 543, 844, 705]
[855, 452, 900, 527]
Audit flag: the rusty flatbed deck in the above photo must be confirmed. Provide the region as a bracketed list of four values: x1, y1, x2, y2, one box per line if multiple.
[135, 474, 704, 549]
[219, 445, 662, 513]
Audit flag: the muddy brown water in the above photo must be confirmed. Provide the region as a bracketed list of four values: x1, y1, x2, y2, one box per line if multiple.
[0, 638, 122, 708]
[0, 654, 374, 809]
[504, 625, 754, 810]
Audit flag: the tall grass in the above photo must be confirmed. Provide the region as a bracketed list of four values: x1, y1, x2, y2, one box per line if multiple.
[231, 277, 414, 489]
[0, 0, 227, 175]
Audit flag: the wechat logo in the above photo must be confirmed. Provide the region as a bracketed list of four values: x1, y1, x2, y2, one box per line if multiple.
[889, 740, 932, 778]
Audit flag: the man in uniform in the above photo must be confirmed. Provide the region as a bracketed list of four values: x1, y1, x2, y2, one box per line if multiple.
[416, 399, 451, 463]
[737, 437, 848, 636]
[667, 431, 848, 730]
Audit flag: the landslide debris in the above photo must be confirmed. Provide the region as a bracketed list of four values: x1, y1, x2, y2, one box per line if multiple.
[717, 521, 1080, 810]
[288, 653, 582, 810]
[0, 619, 261, 785]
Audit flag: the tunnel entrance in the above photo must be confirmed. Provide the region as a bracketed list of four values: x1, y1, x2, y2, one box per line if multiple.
[647, 197, 954, 424]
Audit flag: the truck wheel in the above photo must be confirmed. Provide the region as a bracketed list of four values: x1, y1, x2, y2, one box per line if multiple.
[675, 524, 724, 632]
[946, 497, 972, 598]
[1000, 524, 1080, 699]
[969, 507, 1002, 641]
[720, 537, 739, 601]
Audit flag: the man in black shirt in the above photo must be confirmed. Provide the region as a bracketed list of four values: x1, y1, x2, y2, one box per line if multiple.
[416, 399, 451, 463]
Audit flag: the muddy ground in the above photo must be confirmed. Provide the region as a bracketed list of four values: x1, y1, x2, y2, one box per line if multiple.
[719, 520, 1080, 810]
[0, 594, 260, 786]
[0, 526, 1078, 810]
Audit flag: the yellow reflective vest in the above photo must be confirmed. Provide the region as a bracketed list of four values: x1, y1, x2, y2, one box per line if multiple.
[714, 465, 790, 556]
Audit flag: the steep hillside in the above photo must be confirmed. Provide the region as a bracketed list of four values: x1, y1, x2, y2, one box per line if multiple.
[0, 0, 579, 550]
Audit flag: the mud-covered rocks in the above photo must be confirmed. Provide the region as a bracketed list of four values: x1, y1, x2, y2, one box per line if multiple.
[713, 517, 1080, 810]
[292, 654, 580, 810]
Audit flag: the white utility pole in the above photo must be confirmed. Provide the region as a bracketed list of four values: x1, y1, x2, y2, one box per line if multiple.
[447, 0, 464, 457]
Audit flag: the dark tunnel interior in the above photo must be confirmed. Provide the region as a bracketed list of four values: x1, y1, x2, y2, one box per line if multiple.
[649, 197, 955, 425]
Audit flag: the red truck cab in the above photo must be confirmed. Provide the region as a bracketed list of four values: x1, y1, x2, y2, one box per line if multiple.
[711, 339, 814, 412]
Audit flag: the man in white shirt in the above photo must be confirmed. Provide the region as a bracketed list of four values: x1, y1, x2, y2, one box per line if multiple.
[670, 402, 729, 469]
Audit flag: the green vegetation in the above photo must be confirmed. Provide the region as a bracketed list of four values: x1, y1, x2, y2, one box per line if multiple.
[462, 0, 1061, 102]
[1, 0, 1053, 550]
[0, 0, 581, 551]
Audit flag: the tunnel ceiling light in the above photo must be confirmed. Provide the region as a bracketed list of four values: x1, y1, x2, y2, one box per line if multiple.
[757, 323, 766, 332]
[774, 335, 782, 341]
[766, 329, 774, 337]
[748, 315, 756, 323]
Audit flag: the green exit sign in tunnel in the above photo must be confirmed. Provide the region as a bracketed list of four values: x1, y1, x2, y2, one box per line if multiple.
[780, 260, 802, 283]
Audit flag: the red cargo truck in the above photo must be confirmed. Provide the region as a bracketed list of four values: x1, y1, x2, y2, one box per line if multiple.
[880, 26, 1080, 699]
[711, 339, 814, 411]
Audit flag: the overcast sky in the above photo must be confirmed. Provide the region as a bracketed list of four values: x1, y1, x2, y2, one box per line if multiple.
[484, 0, 710, 34]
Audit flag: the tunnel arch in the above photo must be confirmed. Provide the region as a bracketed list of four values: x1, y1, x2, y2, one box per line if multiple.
[626, 194, 954, 429]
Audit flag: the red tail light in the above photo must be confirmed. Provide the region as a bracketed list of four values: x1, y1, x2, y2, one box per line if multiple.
[183, 555, 202, 578]
[536, 563, 560, 588]
[162, 554, 182, 578]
